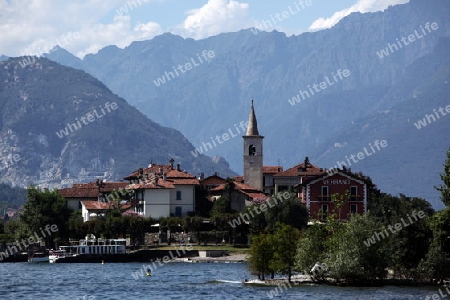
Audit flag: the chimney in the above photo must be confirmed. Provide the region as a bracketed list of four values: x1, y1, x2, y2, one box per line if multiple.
[169, 158, 174, 169]
[155, 177, 159, 186]
[304, 156, 310, 168]
[163, 173, 167, 181]
[200, 172, 204, 180]
[214, 172, 218, 177]
[177, 163, 180, 171]
[159, 167, 163, 174]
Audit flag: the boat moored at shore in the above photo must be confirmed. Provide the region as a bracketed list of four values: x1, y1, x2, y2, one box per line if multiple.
[28, 250, 49, 263]
[49, 238, 126, 263]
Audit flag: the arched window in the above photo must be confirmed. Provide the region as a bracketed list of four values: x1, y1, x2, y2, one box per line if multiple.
[249, 145, 256, 156]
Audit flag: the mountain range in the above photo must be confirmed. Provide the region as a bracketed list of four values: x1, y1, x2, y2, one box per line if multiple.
[1, 0, 449, 209]
[0, 58, 235, 189]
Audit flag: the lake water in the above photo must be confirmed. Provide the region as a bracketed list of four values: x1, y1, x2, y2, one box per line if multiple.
[0, 262, 440, 299]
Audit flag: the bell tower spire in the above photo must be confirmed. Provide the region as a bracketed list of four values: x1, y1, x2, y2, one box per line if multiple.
[246, 99, 260, 136]
[243, 99, 264, 190]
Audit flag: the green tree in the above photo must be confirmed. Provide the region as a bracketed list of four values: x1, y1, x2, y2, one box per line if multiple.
[243, 203, 267, 234]
[436, 148, 450, 206]
[3, 219, 28, 241]
[295, 223, 329, 275]
[417, 207, 450, 283]
[324, 214, 388, 284]
[384, 195, 434, 276]
[68, 210, 84, 239]
[185, 216, 204, 244]
[210, 196, 233, 216]
[248, 233, 276, 280]
[210, 196, 238, 242]
[417, 240, 450, 284]
[331, 190, 349, 221]
[270, 224, 301, 282]
[194, 186, 213, 217]
[264, 192, 308, 231]
[20, 186, 72, 247]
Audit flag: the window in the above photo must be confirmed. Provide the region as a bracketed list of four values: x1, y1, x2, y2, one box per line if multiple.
[350, 186, 358, 201]
[175, 207, 182, 217]
[176, 191, 182, 200]
[350, 204, 357, 214]
[249, 145, 256, 156]
[321, 186, 329, 200]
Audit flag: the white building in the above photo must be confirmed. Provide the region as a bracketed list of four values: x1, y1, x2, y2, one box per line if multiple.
[125, 162, 198, 219]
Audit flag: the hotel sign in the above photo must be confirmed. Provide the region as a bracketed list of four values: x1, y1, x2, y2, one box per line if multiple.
[323, 179, 350, 185]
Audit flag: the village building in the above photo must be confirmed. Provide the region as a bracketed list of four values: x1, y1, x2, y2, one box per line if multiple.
[296, 169, 368, 221]
[124, 161, 199, 219]
[199, 173, 226, 191]
[59, 180, 129, 211]
[272, 157, 325, 193]
[209, 181, 269, 212]
[262, 166, 283, 194]
[80, 200, 131, 222]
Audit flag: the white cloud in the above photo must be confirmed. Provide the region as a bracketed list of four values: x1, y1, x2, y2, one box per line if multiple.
[73, 16, 162, 58]
[0, 0, 163, 58]
[308, 0, 410, 31]
[179, 0, 250, 39]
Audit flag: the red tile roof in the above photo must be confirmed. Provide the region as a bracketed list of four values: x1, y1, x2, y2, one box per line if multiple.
[273, 162, 325, 177]
[127, 180, 175, 190]
[201, 175, 226, 185]
[80, 201, 130, 211]
[124, 164, 196, 179]
[172, 178, 200, 185]
[59, 181, 128, 198]
[166, 169, 197, 179]
[59, 187, 99, 198]
[80, 201, 113, 210]
[241, 192, 270, 202]
[210, 180, 261, 193]
[124, 163, 199, 186]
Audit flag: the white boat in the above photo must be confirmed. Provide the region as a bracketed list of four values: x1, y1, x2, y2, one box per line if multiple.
[49, 238, 127, 263]
[28, 250, 49, 263]
[243, 279, 266, 284]
[49, 249, 72, 263]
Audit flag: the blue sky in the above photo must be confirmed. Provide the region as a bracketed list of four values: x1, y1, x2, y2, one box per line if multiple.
[0, 0, 409, 58]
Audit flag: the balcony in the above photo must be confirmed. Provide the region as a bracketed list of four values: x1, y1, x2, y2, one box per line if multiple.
[349, 195, 360, 201]
[318, 195, 331, 201]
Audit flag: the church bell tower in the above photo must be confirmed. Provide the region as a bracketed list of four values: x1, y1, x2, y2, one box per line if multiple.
[243, 100, 264, 190]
